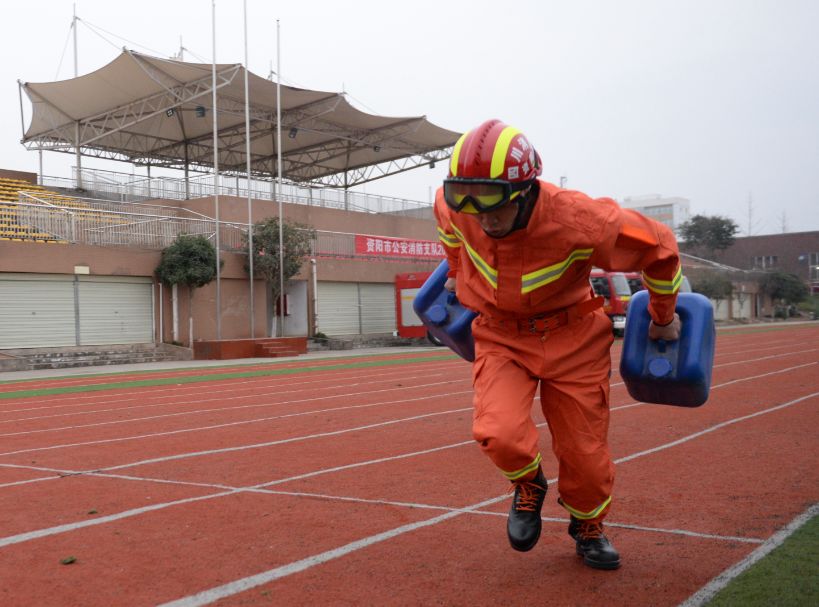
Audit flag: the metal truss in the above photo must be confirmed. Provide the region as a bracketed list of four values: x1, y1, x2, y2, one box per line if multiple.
[21, 52, 456, 188]
[22, 64, 243, 154]
[308, 147, 453, 187]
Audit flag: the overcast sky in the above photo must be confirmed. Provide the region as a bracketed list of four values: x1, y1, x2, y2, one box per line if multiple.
[3, 0, 818, 235]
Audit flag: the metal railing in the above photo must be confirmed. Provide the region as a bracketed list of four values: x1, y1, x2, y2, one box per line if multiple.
[38, 167, 433, 216]
[15, 194, 247, 250]
[10, 194, 441, 262]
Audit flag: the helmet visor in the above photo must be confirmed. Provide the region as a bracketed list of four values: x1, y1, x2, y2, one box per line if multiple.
[443, 178, 529, 214]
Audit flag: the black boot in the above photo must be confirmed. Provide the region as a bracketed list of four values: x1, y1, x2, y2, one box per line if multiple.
[569, 517, 621, 570]
[507, 468, 547, 552]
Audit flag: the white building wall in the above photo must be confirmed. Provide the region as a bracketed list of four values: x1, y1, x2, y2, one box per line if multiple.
[620, 194, 691, 231]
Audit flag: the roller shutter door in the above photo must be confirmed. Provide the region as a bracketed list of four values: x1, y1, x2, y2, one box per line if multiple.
[0, 274, 76, 348]
[316, 282, 359, 335]
[78, 276, 153, 345]
[0, 273, 153, 348]
[359, 283, 396, 334]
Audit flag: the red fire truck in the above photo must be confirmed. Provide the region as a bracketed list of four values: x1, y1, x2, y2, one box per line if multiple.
[395, 270, 441, 344]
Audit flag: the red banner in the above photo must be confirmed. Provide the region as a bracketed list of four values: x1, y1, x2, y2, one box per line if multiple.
[354, 234, 445, 258]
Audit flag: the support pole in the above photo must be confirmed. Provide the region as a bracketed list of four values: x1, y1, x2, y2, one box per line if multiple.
[184, 142, 190, 199]
[212, 0, 222, 339]
[244, 0, 255, 338]
[75, 121, 83, 190]
[276, 18, 284, 338]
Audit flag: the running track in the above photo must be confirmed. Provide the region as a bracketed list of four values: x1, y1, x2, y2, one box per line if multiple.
[0, 324, 817, 606]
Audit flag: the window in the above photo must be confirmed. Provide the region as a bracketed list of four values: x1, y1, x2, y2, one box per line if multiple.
[810, 252, 819, 281]
[752, 255, 778, 269]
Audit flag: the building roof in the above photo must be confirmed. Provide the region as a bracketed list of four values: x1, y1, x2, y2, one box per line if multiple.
[21, 50, 460, 187]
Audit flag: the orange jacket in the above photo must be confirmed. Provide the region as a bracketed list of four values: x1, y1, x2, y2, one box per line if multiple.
[434, 180, 681, 325]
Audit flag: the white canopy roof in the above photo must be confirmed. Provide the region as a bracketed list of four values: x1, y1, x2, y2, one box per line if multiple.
[21, 50, 459, 186]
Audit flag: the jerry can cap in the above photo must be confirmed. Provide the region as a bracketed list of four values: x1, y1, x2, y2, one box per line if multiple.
[427, 304, 449, 325]
[648, 357, 673, 378]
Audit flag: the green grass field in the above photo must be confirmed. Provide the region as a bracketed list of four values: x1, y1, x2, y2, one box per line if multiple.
[707, 513, 818, 606]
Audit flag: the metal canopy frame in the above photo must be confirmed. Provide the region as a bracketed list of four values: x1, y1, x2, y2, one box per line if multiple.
[20, 50, 458, 189]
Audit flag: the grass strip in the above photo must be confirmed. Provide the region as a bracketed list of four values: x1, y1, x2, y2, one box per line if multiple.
[706, 513, 818, 606]
[0, 354, 456, 400]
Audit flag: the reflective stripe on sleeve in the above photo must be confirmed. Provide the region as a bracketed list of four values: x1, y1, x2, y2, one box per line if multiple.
[521, 248, 593, 294]
[642, 264, 683, 295]
[502, 453, 543, 481]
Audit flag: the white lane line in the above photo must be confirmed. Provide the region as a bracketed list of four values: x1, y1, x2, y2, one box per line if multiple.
[0, 388, 813, 598]
[2, 360, 815, 480]
[0, 476, 58, 489]
[713, 347, 819, 368]
[0, 371, 457, 422]
[614, 392, 819, 465]
[679, 502, 819, 607]
[0, 361, 464, 413]
[0, 363, 464, 417]
[238, 488, 766, 545]
[154, 391, 819, 607]
[92, 407, 472, 473]
[0, 392, 472, 458]
[15, 346, 802, 430]
[0, 354, 457, 395]
[611, 361, 818, 400]
[0, 378, 467, 437]
[0, 489, 240, 549]
[155, 495, 503, 607]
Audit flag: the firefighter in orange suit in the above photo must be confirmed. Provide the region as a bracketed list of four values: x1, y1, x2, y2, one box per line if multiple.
[435, 119, 682, 570]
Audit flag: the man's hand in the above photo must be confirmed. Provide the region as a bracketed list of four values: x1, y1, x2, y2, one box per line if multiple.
[649, 313, 681, 341]
[444, 277, 457, 292]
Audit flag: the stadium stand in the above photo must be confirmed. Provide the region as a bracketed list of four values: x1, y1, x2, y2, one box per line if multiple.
[0, 178, 67, 243]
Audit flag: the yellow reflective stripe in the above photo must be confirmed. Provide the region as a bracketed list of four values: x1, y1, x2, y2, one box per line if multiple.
[643, 264, 683, 295]
[520, 248, 594, 294]
[502, 453, 542, 481]
[451, 225, 498, 289]
[560, 495, 612, 520]
[450, 131, 469, 177]
[437, 226, 461, 248]
[489, 127, 522, 179]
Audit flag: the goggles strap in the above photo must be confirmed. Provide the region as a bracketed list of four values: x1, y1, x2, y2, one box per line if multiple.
[510, 182, 539, 232]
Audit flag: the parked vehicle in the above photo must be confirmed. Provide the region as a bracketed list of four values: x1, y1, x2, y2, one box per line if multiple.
[589, 269, 631, 336]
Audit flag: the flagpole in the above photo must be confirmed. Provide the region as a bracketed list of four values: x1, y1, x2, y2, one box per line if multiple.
[212, 0, 222, 340]
[276, 18, 284, 337]
[243, 0, 255, 338]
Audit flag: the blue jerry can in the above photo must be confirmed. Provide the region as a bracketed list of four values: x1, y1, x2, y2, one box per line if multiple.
[412, 260, 478, 362]
[619, 290, 716, 407]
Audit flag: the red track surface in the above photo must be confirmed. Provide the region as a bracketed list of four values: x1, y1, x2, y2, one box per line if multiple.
[0, 325, 817, 606]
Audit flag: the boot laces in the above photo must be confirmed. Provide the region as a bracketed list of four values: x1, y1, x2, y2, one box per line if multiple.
[577, 520, 605, 541]
[511, 480, 543, 512]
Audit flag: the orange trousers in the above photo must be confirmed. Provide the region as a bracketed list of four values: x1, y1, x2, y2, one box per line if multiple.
[471, 308, 615, 521]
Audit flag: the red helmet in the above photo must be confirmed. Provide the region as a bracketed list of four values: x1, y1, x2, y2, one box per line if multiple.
[449, 119, 541, 182]
[445, 119, 542, 214]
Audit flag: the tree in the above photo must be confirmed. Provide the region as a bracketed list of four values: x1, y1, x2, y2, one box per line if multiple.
[679, 214, 739, 259]
[758, 272, 809, 306]
[155, 234, 220, 345]
[244, 217, 316, 332]
[690, 272, 733, 313]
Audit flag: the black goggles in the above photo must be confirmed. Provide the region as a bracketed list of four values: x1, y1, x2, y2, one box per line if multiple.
[443, 178, 533, 214]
